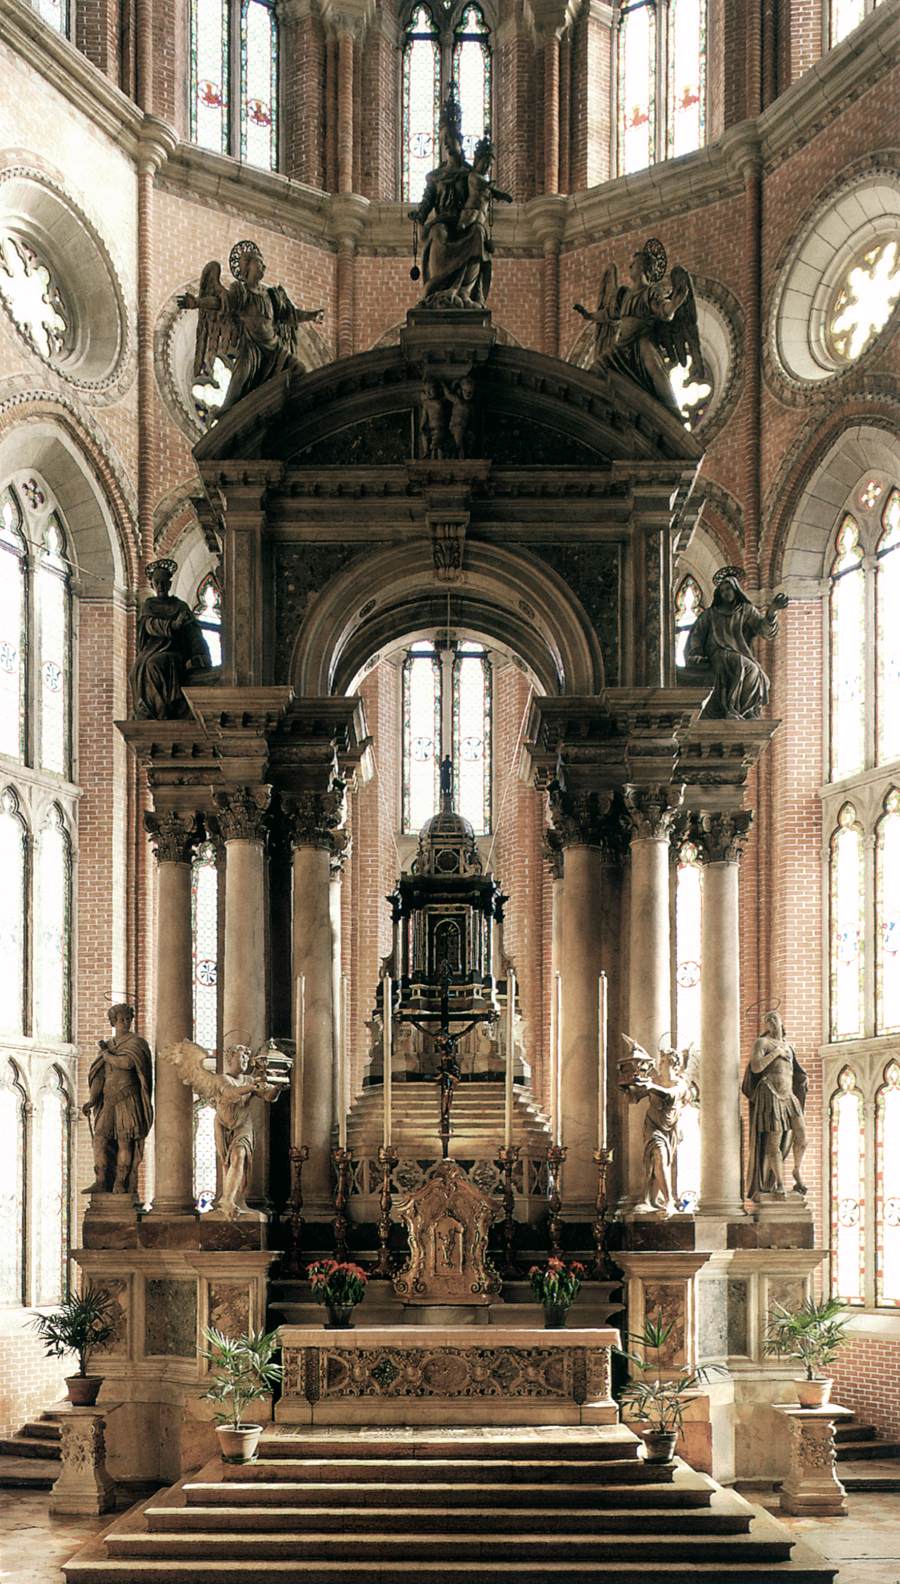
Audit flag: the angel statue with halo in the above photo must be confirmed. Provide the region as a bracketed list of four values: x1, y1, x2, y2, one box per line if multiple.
[618, 1033, 697, 1216]
[573, 238, 704, 421]
[176, 239, 325, 418]
[161, 1039, 291, 1218]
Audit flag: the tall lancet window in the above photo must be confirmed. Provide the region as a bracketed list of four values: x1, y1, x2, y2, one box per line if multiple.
[0, 489, 26, 762]
[830, 802, 865, 1041]
[403, 643, 441, 832]
[190, 0, 278, 170]
[0, 1061, 26, 1305]
[37, 517, 71, 776]
[453, 642, 491, 834]
[667, 0, 705, 159]
[34, 0, 69, 35]
[191, 839, 219, 1210]
[452, 5, 491, 162]
[876, 1060, 900, 1306]
[0, 789, 26, 1037]
[194, 573, 223, 668]
[877, 789, 900, 1034]
[830, 0, 885, 48]
[35, 1068, 69, 1305]
[402, 640, 493, 833]
[616, 0, 707, 176]
[241, 0, 278, 170]
[616, 0, 656, 176]
[402, 6, 441, 203]
[674, 575, 703, 667]
[877, 488, 900, 765]
[829, 514, 866, 781]
[36, 804, 71, 1042]
[831, 1066, 866, 1304]
[402, 3, 492, 201]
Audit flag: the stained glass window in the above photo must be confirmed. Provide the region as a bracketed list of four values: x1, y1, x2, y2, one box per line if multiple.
[831, 1066, 866, 1304]
[830, 515, 866, 781]
[35, 1070, 68, 1306]
[453, 643, 491, 833]
[194, 574, 223, 668]
[674, 575, 703, 668]
[452, 6, 491, 163]
[829, 239, 900, 363]
[194, 1101, 218, 1211]
[676, 1084, 700, 1212]
[0, 490, 25, 761]
[192, 840, 219, 1051]
[37, 518, 69, 776]
[36, 805, 70, 1042]
[191, 0, 230, 155]
[876, 1061, 900, 1305]
[0, 235, 68, 363]
[877, 789, 900, 1034]
[667, 0, 705, 159]
[35, 0, 69, 33]
[830, 802, 865, 1041]
[617, 1, 656, 176]
[877, 489, 900, 765]
[0, 789, 26, 1037]
[403, 644, 441, 831]
[0, 1061, 25, 1305]
[241, 0, 278, 170]
[675, 840, 702, 1051]
[402, 6, 441, 204]
[830, 0, 867, 44]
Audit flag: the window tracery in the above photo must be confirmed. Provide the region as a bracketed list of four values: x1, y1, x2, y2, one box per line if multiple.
[0, 234, 68, 365]
[402, 639, 493, 833]
[830, 1066, 866, 1304]
[191, 0, 278, 171]
[830, 802, 865, 1041]
[401, 2, 492, 203]
[828, 239, 900, 364]
[615, 0, 707, 178]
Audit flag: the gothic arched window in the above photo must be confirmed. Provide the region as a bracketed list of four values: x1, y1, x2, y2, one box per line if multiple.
[403, 643, 442, 832]
[37, 517, 71, 777]
[192, 839, 220, 1052]
[830, 802, 865, 1041]
[0, 788, 27, 1038]
[0, 1060, 26, 1306]
[831, 1066, 866, 1304]
[453, 641, 491, 833]
[615, 0, 707, 177]
[402, 639, 493, 834]
[674, 574, 703, 668]
[876, 1060, 900, 1306]
[829, 514, 866, 781]
[877, 788, 900, 1034]
[35, 804, 71, 1043]
[877, 488, 900, 764]
[194, 573, 223, 668]
[401, 2, 493, 202]
[35, 1067, 70, 1305]
[190, 0, 278, 171]
[0, 489, 26, 761]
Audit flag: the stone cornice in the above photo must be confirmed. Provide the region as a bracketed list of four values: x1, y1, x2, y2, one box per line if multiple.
[0, 0, 144, 156]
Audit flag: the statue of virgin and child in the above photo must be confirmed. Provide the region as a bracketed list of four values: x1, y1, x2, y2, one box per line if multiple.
[409, 89, 512, 308]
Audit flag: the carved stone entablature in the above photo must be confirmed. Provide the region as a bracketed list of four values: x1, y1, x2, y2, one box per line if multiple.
[211, 785, 272, 844]
[547, 785, 631, 861]
[678, 719, 781, 806]
[144, 809, 200, 865]
[694, 810, 753, 864]
[623, 784, 685, 841]
[285, 784, 346, 852]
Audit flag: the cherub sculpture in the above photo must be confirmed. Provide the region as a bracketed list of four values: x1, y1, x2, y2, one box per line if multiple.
[685, 565, 788, 720]
[419, 378, 447, 459]
[176, 239, 325, 418]
[573, 238, 704, 421]
[161, 1039, 291, 1218]
[619, 1033, 697, 1216]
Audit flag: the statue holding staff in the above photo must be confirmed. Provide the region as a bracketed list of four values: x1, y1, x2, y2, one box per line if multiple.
[83, 1004, 154, 1196]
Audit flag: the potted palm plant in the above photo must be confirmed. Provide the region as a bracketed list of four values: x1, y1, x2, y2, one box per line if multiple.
[30, 1283, 116, 1406]
[528, 1258, 587, 1328]
[765, 1295, 849, 1407]
[307, 1259, 368, 1328]
[201, 1326, 282, 1464]
[617, 1312, 717, 1464]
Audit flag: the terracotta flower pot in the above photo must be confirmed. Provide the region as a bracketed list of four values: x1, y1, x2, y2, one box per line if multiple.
[543, 1302, 569, 1329]
[216, 1424, 262, 1464]
[643, 1430, 678, 1464]
[796, 1377, 833, 1408]
[65, 1375, 103, 1406]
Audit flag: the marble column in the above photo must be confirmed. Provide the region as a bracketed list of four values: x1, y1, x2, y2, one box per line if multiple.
[696, 812, 752, 1221]
[145, 811, 198, 1216]
[215, 786, 272, 1208]
[622, 787, 681, 1211]
[288, 787, 344, 1218]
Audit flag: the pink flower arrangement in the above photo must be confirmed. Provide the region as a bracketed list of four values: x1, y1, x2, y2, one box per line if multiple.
[307, 1259, 368, 1307]
[529, 1257, 587, 1308]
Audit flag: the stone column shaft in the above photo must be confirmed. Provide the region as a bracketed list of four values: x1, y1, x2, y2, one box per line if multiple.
[336, 27, 354, 192]
[558, 843, 605, 1210]
[146, 812, 196, 1216]
[543, 34, 560, 193]
[217, 788, 271, 1207]
[697, 812, 752, 1220]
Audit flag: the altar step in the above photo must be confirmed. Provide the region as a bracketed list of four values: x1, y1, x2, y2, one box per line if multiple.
[346, 1081, 551, 1150]
[64, 1427, 836, 1582]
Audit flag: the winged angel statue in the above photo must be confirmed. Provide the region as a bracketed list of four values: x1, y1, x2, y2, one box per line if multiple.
[176, 239, 324, 419]
[618, 1033, 698, 1216]
[161, 1039, 290, 1218]
[573, 238, 704, 421]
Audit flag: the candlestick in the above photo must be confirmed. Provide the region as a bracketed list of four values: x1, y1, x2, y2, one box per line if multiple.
[282, 1142, 308, 1277]
[598, 971, 608, 1154]
[338, 972, 349, 1150]
[546, 1142, 566, 1259]
[383, 973, 393, 1149]
[504, 968, 516, 1149]
[592, 1145, 615, 1279]
[551, 971, 562, 1146]
[331, 1145, 352, 1260]
[373, 1143, 397, 1279]
[497, 1143, 520, 1277]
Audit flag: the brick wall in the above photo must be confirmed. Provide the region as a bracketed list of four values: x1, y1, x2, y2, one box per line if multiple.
[0, 1321, 69, 1438]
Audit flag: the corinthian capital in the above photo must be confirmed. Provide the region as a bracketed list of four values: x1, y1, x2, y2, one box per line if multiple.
[285, 784, 346, 851]
[547, 786, 631, 861]
[695, 810, 753, 864]
[144, 810, 199, 864]
[623, 784, 684, 841]
[212, 786, 272, 843]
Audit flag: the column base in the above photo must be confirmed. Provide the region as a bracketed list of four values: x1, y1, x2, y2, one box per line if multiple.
[82, 1193, 141, 1249]
[697, 1197, 748, 1222]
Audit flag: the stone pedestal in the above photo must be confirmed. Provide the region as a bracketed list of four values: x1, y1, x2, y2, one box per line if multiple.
[82, 1193, 140, 1249]
[775, 1402, 853, 1516]
[48, 1403, 120, 1516]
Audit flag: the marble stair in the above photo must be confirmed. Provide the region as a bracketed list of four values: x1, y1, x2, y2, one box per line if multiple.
[64, 1425, 836, 1581]
[0, 1408, 62, 1488]
[346, 1080, 552, 1154]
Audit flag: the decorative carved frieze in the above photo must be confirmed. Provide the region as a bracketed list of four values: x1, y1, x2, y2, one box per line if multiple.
[695, 810, 753, 864]
[285, 785, 346, 851]
[212, 785, 272, 843]
[144, 809, 199, 865]
[623, 784, 684, 841]
[285, 1343, 614, 1407]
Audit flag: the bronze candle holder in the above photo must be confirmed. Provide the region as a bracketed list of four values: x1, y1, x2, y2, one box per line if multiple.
[592, 1145, 615, 1279]
[281, 1142, 309, 1277]
[331, 1146, 353, 1260]
[545, 1142, 567, 1259]
[496, 1143, 521, 1277]
[373, 1143, 398, 1279]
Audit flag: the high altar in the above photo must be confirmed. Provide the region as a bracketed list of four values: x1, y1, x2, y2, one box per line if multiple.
[73, 287, 820, 1485]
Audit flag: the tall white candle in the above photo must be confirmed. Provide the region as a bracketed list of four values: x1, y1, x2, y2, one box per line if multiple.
[598, 971, 608, 1153]
[292, 974, 305, 1148]
[549, 970, 562, 1147]
[383, 973, 393, 1149]
[504, 969, 516, 1148]
[338, 972, 349, 1150]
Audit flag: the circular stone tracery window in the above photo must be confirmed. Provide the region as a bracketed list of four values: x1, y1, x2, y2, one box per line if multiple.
[825, 238, 900, 365]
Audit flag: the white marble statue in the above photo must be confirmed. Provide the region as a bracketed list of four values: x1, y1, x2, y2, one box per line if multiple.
[619, 1034, 696, 1216]
[161, 1039, 289, 1218]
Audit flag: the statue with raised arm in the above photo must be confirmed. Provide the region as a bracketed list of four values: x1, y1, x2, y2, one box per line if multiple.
[161, 1039, 290, 1218]
[129, 557, 212, 720]
[742, 1011, 808, 1200]
[176, 239, 324, 418]
[619, 1034, 696, 1216]
[573, 238, 704, 420]
[83, 1004, 154, 1196]
[409, 93, 512, 309]
[685, 565, 788, 720]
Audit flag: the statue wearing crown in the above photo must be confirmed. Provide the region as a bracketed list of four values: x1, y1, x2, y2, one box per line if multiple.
[129, 557, 212, 720]
[573, 238, 704, 420]
[176, 238, 325, 418]
[685, 566, 788, 720]
[409, 90, 512, 308]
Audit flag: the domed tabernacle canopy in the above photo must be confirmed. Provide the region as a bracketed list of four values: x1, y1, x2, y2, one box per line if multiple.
[413, 756, 483, 879]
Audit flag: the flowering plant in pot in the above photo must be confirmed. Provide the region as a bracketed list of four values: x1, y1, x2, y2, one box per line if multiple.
[307, 1259, 368, 1327]
[201, 1326, 282, 1464]
[29, 1283, 116, 1405]
[616, 1312, 719, 1464]
[764, 1296, 849, 1407]
[528, 1258, 587, 1328]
